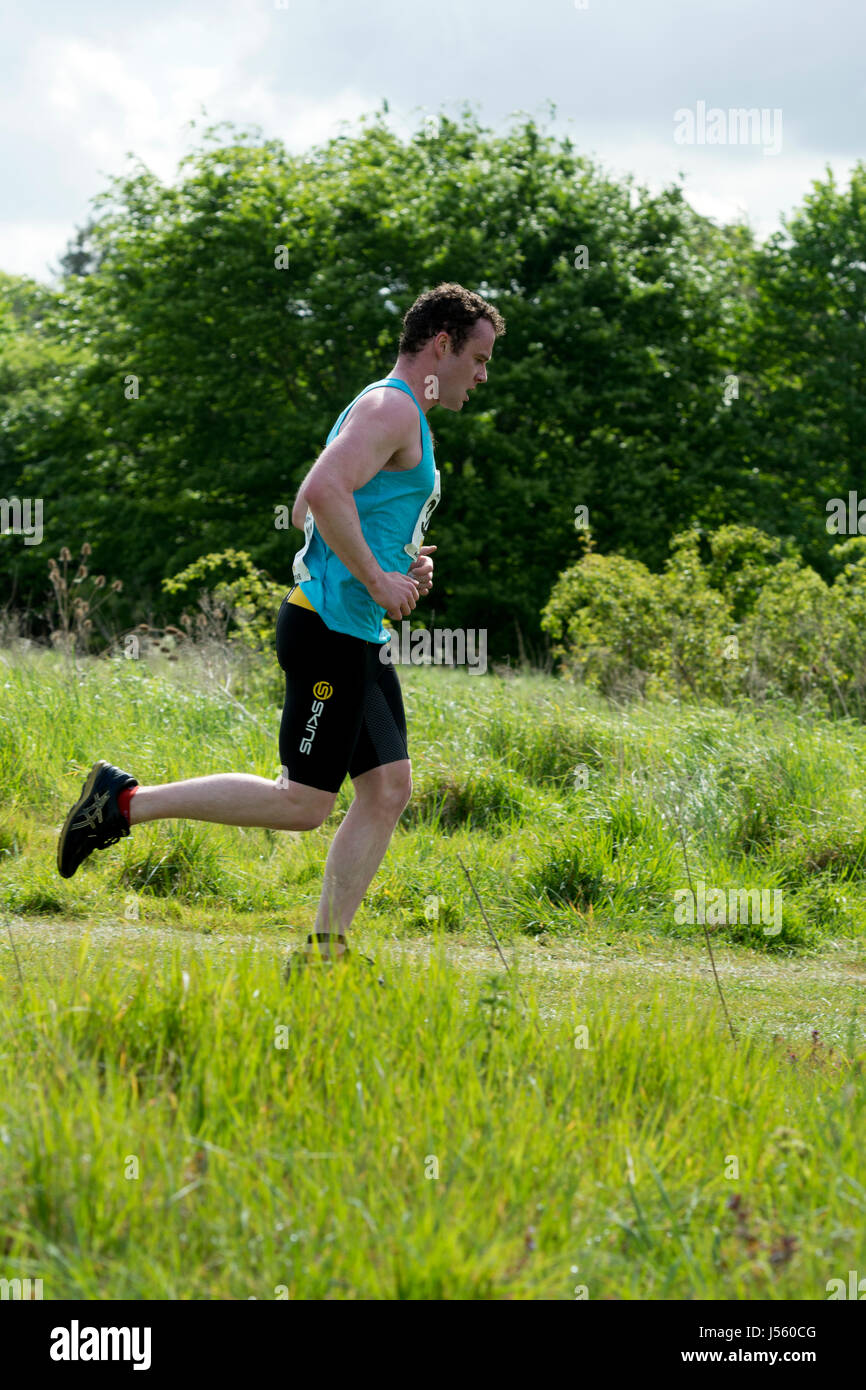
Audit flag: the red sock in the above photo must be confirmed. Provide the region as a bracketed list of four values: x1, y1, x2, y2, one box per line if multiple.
[117, 786, 138, 825]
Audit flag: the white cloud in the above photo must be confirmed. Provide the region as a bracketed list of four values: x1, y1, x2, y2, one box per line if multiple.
[278, 91, 381, 152]
[39, 37, 187, 182]
[0, 220, 77, 281]
[1, 0, 863, 283]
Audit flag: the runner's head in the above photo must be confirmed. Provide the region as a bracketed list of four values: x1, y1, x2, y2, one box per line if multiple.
[396, 283, 505, 411]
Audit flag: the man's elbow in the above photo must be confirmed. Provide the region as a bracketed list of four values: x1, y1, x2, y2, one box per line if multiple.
[302, 477, 347, 520]
[292, 488, 315, 527]
[301, 481, 319, 508]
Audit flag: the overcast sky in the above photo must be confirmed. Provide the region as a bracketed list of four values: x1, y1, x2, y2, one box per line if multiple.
[2, 0, 863, 284]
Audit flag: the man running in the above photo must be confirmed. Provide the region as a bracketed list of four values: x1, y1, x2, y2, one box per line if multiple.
[57, 282, 505, 977]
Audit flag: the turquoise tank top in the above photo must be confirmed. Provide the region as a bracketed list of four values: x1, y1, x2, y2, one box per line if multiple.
[292, 377, 440, 642]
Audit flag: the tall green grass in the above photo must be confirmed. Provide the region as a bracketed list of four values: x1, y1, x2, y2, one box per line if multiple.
[3, 646, 866, 948]
[0, 931, 862, 1298]
[1, 645, 865, 1298]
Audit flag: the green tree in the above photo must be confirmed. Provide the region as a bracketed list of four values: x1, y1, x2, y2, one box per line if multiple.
[7, 111, 853, 662]
[744, 162, 866, 575]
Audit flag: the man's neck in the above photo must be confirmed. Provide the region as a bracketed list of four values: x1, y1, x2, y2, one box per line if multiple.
[386, 358, 436, 417]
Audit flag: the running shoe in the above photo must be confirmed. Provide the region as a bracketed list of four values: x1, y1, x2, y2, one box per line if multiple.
[283, 932, 385, 986]
[57, 759, 138, 879]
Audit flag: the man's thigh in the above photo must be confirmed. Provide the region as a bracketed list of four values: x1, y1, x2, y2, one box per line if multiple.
[347, 656, 409, 782]
[277, 598, 369, 794]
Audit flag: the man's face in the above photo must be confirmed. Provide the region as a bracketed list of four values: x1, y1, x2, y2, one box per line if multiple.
[437, 319, 496, 410]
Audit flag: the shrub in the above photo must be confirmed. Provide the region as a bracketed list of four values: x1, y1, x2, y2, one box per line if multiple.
[740, 559, 841, 710]
[655, 529, 735, 701]
[540, 551, 662, 698]
[704, 524, 788, 622]
[161, 550, 286, 657]
[541, 524, 866, 716]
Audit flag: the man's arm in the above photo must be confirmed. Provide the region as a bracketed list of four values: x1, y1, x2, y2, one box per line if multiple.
[292, 393, 422, 615]
[291, 491, 311, 529]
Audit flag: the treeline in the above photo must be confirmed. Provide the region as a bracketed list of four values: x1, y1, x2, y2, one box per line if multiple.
[1, 108, 864, 662]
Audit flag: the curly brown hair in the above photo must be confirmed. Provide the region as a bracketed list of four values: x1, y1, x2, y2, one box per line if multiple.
[398, 282, 506, 357]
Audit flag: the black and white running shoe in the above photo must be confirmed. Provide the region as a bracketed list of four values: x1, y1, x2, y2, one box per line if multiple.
[57, 760, 138, 879]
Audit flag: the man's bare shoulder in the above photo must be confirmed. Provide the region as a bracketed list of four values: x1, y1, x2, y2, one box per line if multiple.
[342, 383, 420, 444]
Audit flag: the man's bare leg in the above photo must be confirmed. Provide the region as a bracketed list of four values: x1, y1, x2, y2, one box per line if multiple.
[311, 761, 412, 958]
[128, 774, 336, 832]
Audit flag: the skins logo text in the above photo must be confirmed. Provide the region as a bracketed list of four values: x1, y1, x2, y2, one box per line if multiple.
[300, 681, 333, 754]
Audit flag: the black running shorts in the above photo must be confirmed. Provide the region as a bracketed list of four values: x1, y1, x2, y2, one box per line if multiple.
[275, 591, 409, 794]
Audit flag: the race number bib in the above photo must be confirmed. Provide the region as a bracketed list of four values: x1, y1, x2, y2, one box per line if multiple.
[403, 469, 441, 560]
[292, 507, 315, 583]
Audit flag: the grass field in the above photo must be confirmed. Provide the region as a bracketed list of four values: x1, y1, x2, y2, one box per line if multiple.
[1, 645, 865, 1298]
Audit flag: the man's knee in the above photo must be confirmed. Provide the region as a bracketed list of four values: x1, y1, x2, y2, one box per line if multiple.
[280, 785, 337, 830]
[354, 762, 412, 818]
[387, 769, 412, 816]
